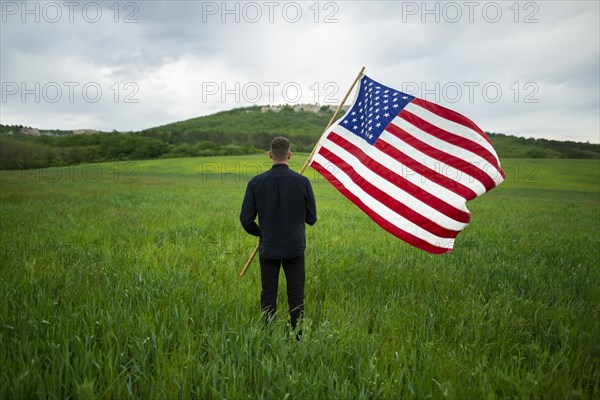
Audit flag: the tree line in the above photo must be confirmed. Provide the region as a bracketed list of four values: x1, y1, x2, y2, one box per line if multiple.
[1, 105, 598, 170]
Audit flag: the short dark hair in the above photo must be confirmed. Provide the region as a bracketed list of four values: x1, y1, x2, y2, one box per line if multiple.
[270, 137, 290, 161]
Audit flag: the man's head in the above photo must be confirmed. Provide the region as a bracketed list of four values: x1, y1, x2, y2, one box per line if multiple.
[269, 136, 291, 163]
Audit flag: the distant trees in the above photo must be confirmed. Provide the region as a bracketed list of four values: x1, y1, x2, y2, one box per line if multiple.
[0, 137, 55, 169]
[1, 108, 598, 170]
[0, 128, 263, 169]
[162, 141, 258, 158]
[0, 132, 170, 170]
[487, 133, 599, 159]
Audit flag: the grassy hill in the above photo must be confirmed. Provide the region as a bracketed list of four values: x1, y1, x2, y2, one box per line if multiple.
[136, 105, 600, 159]
[138, 104, 336, 152]
[487, 132, 599, 159]
[1, 104, 598, 169]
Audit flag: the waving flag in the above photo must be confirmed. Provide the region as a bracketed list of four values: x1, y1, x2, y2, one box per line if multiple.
[310, 75, 505, 254]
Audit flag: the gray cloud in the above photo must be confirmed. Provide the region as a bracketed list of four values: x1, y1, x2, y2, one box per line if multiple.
[1, 0, 598, 142]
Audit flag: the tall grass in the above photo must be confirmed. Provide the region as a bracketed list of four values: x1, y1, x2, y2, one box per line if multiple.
[1, 156, 598, 399]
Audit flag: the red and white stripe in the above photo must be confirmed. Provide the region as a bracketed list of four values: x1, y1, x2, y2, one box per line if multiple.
[310, 96, 505, 254]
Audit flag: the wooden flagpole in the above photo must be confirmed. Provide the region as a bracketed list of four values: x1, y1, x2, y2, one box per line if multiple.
[239, 66, 366, 277]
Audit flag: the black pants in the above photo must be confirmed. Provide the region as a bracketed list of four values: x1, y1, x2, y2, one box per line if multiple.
[259, 254, 305, 330]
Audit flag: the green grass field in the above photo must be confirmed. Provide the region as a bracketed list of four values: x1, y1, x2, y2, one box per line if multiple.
[1, 155, 598, 399]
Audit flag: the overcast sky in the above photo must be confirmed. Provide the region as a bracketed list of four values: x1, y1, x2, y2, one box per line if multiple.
[1, 0, 599, 143]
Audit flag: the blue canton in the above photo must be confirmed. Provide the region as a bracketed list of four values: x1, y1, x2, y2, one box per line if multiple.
[341, 75, 415, 145]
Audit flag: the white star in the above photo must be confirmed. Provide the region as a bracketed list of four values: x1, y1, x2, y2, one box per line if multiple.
[384, 113, 390, 117]
[376, 122, 381, 128]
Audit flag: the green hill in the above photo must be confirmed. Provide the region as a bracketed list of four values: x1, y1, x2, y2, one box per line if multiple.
[136, 104, 600, 159]
[486, 132, 599, 159]
[1, 104, 598, 170]
[138, 104, 336, 152]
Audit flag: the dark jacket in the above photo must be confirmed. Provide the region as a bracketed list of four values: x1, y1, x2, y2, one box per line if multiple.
[240, 163, 317, 259]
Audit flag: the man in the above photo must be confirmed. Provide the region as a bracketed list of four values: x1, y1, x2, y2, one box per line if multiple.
[240, 137, 317, 336]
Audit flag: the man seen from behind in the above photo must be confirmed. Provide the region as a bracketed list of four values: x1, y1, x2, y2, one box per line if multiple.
[240, 137, 317, 338]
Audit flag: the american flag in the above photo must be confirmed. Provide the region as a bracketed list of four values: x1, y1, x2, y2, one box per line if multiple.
[310, 75, 505, 254]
